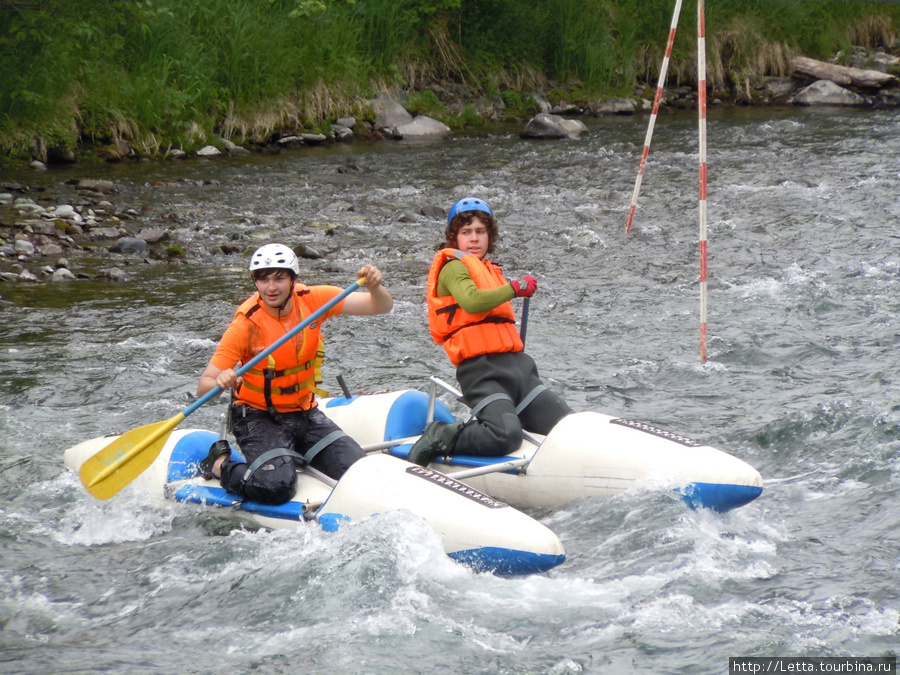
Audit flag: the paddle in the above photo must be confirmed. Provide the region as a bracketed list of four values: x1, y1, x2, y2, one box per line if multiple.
[519, 297, 530, 345]
[79, 278, 366, 500]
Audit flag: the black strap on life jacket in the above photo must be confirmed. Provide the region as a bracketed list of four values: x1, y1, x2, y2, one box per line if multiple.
[440, 316, 516, 343]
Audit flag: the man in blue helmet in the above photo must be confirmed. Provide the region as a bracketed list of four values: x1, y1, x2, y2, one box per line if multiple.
[407, 198, 572, 467]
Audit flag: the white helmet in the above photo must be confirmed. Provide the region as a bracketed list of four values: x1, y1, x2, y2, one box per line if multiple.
[249, 244, 300, 277]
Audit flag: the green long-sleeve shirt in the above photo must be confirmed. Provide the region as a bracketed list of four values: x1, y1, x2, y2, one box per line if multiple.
[437, 259, 515, 314]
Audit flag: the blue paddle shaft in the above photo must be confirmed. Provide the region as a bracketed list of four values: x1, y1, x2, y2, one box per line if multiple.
[183, 279, 363, 417]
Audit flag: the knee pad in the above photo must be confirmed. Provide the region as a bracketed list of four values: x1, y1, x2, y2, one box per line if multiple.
[500, 412, 524, 454]
[242, 456, 298, 505]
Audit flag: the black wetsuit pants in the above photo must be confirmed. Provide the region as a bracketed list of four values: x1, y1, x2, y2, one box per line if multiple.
[218, 404, 365, 505]
[454, 351, 572, 457]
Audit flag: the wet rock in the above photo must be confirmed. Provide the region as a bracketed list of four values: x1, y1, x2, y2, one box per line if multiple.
[790, 80, 869, 107]
[15, 240, 35, 256]
[529, 93, 552, 113]
[301, 133, 327, 145]
[550, 100, 583, 115]
[336, 163, 363, 174]
[396, 115, 451, 140]
[277, 136, 304, 148]
[39, 243, 64, 257]
[597, 98, 636, 115]
[51, 267, 76, 281]
[197, 145, 222, 157]
[103, 267, 129, 282]
[522, 113, 588, 139]
[3, 182, 42, 194]
[372, 99, 414, 134]
[295, 242, 323, 260]
[109, 237, 149, 256]
[277, 133, 329, 147]
[419, 204, 444, 219]
[90, 227, 121, 240]
[14, 199, 46, 216]
[222, 139, 251, 156]
[44, 204, 83, 222]
[764, 77, 798, 100]
[137, 228, 168, 244]
[30, 161, 47, 172]
[72, 179, 115, 193]
[331, 124, 354, 140]
[18, 269, 39, 282]
[64, 222, 83, 236]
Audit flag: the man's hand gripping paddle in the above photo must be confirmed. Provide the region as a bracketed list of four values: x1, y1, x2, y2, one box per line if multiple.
[78, 279, 365, 500]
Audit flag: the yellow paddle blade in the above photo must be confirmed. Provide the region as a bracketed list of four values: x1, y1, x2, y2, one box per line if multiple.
[78, 413, 186, 500]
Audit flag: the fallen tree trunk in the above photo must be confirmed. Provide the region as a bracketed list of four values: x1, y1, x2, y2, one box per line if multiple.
[791, 56, 897, 89]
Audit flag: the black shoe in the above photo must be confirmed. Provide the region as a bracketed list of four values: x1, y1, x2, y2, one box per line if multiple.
[407, 421, 455, 467]
[198, 440, 231, 480]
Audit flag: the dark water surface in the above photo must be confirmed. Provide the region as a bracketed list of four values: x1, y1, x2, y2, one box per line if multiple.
[1, 107, 898, 673]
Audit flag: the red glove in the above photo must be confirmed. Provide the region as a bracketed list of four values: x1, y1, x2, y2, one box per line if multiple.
[510, 275, 537, 298]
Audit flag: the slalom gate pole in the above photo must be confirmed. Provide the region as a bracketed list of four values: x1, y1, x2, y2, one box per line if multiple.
[625, 0, 684, 234]
[697, 0, 709, 363]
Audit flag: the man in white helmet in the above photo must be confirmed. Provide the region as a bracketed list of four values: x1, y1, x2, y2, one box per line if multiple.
[195, 243, 393, 505]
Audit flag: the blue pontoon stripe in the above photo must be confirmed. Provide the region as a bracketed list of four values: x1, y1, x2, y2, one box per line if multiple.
[448, 547, 566, 577]
[679, 482, 763, 512]
[173, 484, 308, 521]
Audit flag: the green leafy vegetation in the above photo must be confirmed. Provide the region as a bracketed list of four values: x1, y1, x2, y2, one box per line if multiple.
[0, 0, 897, 161]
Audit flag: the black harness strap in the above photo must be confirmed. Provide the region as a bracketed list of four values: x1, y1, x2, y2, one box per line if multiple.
[469, 392, 513, 419]
[441, 316, 516, 343]
[244, 447, 306, 482]
[515, 384, 547, 415]
[302, 430, 348, 464]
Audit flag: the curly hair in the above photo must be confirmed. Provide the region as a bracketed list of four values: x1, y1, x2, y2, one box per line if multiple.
[442, 211, 499, 254]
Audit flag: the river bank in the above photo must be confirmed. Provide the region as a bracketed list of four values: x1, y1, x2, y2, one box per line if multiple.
[4, 44, 899, 173]
[0, 45, 898, 293]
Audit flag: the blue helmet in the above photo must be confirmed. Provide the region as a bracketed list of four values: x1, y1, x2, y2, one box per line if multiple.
[447, 197, 493, 225]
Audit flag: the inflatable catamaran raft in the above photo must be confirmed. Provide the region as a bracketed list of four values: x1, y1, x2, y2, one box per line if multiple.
[321, 377, 763, 512]
[64, 284, 565, 578]
[64, 429, 566, 577]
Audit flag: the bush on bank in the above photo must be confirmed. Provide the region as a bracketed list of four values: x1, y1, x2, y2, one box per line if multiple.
[0, 0, 898, 163]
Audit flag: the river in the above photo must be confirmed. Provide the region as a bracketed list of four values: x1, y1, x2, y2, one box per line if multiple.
[1, 106, 898, 673]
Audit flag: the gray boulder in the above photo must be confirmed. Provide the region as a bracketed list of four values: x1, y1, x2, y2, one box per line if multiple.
[109, 237, 149, 256]
[396, 115, 451, 140]
[372, 100, 414, 132]
[790, 79, 869, 107]
[522, 113, 588, 139]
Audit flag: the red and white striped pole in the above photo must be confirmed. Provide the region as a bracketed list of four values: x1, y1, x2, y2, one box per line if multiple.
[697, 0, 709, 363]
[625, 0, 684, 234]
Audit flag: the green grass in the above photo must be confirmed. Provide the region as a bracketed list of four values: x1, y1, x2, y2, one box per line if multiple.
[0, 0, 897, 161]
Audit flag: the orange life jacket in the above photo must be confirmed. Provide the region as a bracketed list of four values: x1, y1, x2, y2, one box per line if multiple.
[234, 285, 327, 412]
[426, 248, 523, 366]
